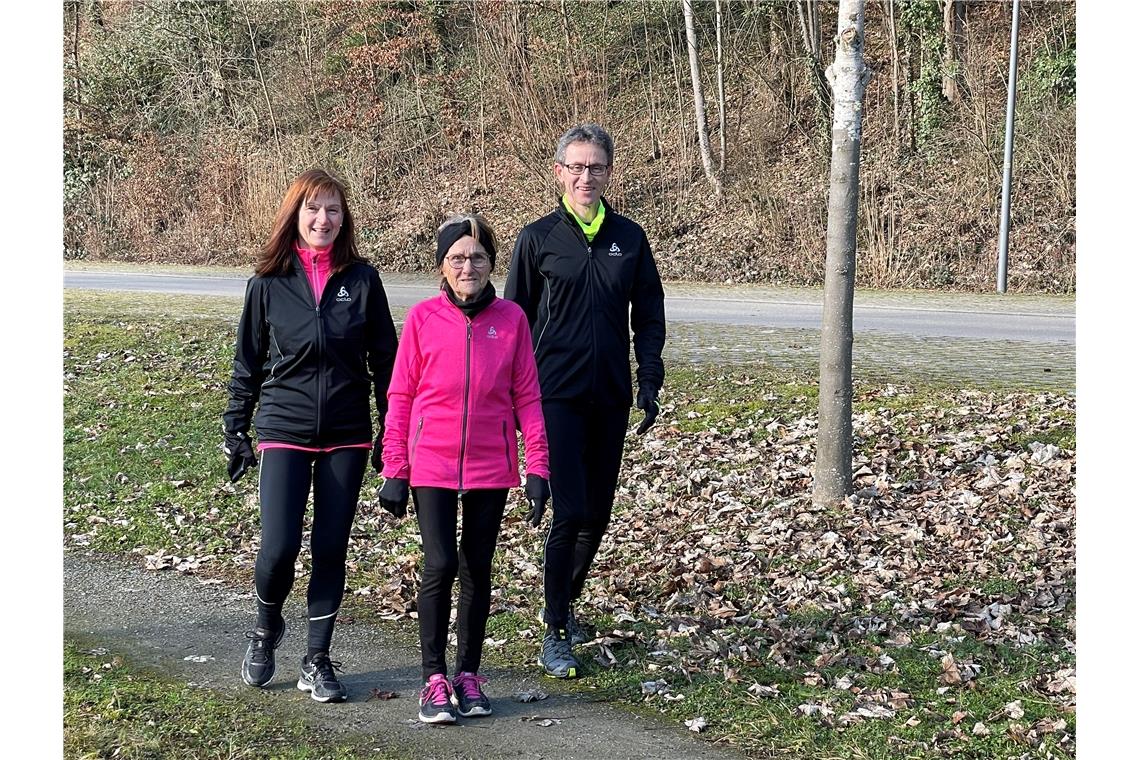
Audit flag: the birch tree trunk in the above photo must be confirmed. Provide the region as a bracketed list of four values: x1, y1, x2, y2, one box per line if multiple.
[814, 0, 872, 506]
[682, 0, 722, 196]
[715, 0, 726, 173]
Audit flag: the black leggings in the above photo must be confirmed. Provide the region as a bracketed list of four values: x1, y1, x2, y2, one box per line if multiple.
[414, 487, 507, 681]
[254, 447, 368, 654]
[541, 400, 630, 629]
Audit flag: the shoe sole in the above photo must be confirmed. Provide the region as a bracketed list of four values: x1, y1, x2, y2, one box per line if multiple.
[241, 621, 286, 687]
[296, 679, 348, 703]
[418, 710, 457, 724]
[456, 704, 492, 717]
[537, 657, 577, 679]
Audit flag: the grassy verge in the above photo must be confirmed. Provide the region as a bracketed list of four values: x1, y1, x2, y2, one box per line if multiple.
[64, 641, 383, 759]
[64, 290, 1075, 758]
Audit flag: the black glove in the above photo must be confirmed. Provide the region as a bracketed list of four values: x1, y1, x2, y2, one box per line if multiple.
[223, 431, 257, 483]
[635, 385, 660, 435]
[378, 477, 409, 518]
[524, 474, 550, 527]
[370, 429, 384, 473]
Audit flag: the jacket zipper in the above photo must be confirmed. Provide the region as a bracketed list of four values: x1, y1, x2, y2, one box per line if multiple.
[303, 251, 328, 445]
[410, 416, 424, 462]
[502, 420, 511, 474]
[457, 318, 473, 491]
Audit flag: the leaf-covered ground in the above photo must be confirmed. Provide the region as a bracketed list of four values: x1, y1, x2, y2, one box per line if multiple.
[64, 292, 1075, 758]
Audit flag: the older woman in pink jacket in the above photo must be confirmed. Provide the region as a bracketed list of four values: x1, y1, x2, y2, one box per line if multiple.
[379, 213, 550, 725]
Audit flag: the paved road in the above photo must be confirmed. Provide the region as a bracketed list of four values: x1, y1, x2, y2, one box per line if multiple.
[64, 269, 1074, 343]
[65, 551, 745, 760]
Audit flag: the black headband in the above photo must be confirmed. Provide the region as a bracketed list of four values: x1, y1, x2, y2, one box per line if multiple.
[436, 220, 497, 269]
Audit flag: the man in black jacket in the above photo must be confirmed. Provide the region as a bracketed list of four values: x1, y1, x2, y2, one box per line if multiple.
[505, 123, 666, 678]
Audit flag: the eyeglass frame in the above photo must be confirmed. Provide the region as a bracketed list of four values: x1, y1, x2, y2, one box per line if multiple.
[558, 162, 612, 177]
[444, 252, 492, 270]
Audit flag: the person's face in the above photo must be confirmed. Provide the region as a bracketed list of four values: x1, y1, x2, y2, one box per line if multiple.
[297, 189, 343, 250]
[440, 236, 492, 301]
[554, 141, 611, 211]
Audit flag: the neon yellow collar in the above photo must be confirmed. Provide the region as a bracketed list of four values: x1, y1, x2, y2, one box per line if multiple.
[561, 195, 606, 242]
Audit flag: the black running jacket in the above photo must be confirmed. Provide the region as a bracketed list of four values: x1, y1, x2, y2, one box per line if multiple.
[504, 201, 666, 404]
[223, 257, 398, 447]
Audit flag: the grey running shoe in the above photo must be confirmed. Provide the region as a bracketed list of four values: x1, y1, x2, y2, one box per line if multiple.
[418, 673, 458, 724]
[538, 607, 590, 647]
[566, 608, 590, 647]
[451, 671, 492, 717]
[241, 621, 285, 687]
[539, 628, 579, 678]
[297, 652, 348, 703]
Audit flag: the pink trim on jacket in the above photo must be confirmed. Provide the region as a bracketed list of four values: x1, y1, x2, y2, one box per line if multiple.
[381, 292, 549, 489]
[295, 242, 333, 304]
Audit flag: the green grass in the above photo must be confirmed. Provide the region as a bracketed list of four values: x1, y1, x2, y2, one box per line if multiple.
[64, 642, 386, 759]
[64, 291, 1076, 758]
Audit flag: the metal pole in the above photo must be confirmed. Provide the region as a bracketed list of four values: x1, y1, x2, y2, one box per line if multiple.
[997, 0, 1021, 293]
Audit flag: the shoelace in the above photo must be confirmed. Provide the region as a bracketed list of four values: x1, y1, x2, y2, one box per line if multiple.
[546, 631, 573, 660]
[309, 655, 343, 683]
[421, 676, 453, 706]
[452, 672, 488, 701]
[244, 630, 276, 662]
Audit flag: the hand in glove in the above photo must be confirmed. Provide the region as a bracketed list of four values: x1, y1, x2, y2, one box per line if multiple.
[378, 477, 409, 518]
[223, 431, 258, 483]
[370, 429, 384, 473]
[524, 474, 550, 527]
[635, 385, 661, 435]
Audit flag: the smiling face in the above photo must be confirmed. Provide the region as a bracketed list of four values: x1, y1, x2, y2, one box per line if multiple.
[554, 141, 612, 218]
[440, 236, 492, 301]
[296, 189, 343, 250]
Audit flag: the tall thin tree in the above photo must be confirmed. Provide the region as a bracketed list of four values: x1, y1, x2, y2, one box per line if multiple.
[682, 0, 722, 196]
[814, 0, 872, 505]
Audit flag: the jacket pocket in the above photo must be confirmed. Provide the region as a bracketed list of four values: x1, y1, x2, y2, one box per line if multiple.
[502, 421, 512, 475]
[409, 417, 424, 464]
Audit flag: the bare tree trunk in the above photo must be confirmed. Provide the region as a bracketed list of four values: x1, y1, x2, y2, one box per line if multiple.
[715, 0, 726, 173]
[560, 0, 579, 121]
[942, 0, 966, 103]
[795, 0, 833, 128]
[241, 3, 282, 160]
[682, 0, 722, 196]
[884, 0, 902, 151]
[814, 0, 872, 506]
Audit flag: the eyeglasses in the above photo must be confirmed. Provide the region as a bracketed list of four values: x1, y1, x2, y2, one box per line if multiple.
[445, 253, 491, 270]
[559, 162, 611, 176]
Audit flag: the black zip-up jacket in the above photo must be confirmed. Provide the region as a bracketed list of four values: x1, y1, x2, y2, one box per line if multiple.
[223, 256, 398, 447]
[504, 200, 666, 404]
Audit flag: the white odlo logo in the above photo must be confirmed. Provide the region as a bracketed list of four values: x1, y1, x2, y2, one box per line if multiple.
[486, 326, 498, 339]
[608, 243, 622, 257]
[335, 286, 352, 302]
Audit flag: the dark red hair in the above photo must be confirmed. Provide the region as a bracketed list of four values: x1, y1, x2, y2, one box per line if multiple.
[255, 169, 364, 276]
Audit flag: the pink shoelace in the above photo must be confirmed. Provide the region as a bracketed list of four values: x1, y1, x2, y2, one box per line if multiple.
[421, 673, 453, 705]
[452, 671, 488, 700]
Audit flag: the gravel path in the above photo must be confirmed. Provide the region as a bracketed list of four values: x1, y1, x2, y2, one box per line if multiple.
[65, 551, 745, 760]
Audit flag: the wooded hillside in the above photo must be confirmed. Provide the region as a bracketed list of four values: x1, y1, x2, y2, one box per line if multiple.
[63, 0, 1075, 292]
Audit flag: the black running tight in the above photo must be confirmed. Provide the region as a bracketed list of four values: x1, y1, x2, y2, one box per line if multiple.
[540, 400, 630, 630]
[254, 447, 367, 654]
[414, 487, 507, 681]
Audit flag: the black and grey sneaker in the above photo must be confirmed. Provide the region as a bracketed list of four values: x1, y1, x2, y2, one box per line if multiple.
[241, 621, 285, 687]
[538, 607, 590, 647]
[566, 608, 590, 647]
[418, 673, 458, 724]
[539, 627, 579, 678]
[451, 671, 492, 717]
[297, 652, 348, 703]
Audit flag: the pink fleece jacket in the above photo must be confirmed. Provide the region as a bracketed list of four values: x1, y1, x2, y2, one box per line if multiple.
[382, 292, 549, 490]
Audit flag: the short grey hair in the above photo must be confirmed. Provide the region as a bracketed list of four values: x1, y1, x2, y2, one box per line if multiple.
[437, 212, 498, 254]
[554, 123, 614, 165]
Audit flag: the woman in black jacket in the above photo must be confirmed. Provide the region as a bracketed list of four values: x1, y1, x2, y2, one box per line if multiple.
[223, 168, 398, 702]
